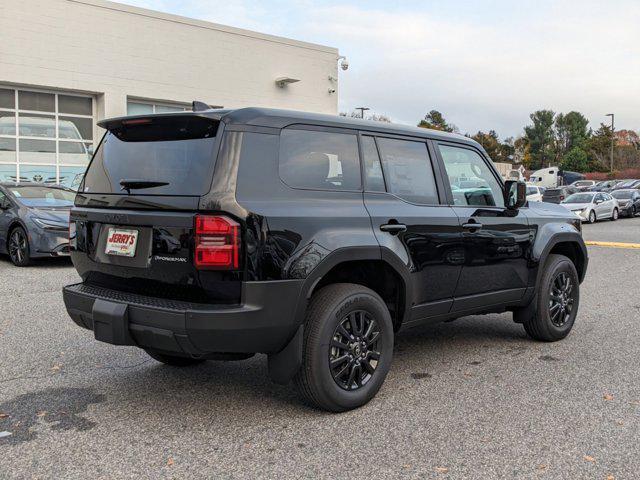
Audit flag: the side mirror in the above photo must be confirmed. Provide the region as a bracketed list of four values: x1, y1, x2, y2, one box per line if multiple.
[504, 180, 527, 210]
[0, 198, 10, 210]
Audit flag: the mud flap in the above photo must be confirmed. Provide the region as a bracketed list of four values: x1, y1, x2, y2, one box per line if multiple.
[267, 325, 303, 385]
[92, 299, 134, 345]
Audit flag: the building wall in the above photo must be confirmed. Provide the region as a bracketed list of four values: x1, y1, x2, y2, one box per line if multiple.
[0, 0, 340, 186]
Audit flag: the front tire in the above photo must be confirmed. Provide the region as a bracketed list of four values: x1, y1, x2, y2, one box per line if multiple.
[587, 210, 596, 224]
[8, 226, 31, 267]
[521, 254, 580, 342]
[294, 283, 394, 412]
[611, 208, 618, 221]
[145, 350, 206, 367]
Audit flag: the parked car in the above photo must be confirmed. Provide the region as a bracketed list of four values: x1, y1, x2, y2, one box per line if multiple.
[560, 191, 619, 223]
[612, 179, 640, 191]
[0, 183, 73, 266]
[63, 107, 588, 412]
[569, 180, 596, 191]
[542, 186, 578, 204]
[588, 180, 621, 192]
[526, 185, 545, 202]
[610, 189, 640, 217]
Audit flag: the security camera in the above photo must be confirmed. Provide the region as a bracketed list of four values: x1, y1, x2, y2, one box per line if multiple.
[338, 56, 349, 71]
[328, 88, 336, 94]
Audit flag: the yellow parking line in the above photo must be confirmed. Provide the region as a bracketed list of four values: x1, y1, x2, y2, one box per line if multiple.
[585, 241, 640, 249]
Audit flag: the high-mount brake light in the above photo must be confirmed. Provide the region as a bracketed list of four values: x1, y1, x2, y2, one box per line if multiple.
[122, 118, 152, 126]
[194, 215, 240, 269]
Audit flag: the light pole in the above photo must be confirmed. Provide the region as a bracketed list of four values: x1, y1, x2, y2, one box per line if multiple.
[605, 113, 614, 172]
[356, 107, 370, 119]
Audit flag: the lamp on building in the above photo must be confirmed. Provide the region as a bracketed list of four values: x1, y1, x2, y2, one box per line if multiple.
[275, 77, 300, 88]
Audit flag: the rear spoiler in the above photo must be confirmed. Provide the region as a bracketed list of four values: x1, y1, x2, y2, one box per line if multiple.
[97, 110, 231, 132]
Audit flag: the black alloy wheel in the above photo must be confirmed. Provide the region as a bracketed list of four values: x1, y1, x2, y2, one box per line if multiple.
[548, 272, 575, 327]
[294, 283, 394, 412]
[8, 227, 30, 267]
[329, 310, 382, 390]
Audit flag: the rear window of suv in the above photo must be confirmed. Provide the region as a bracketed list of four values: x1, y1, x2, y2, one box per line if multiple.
[82, 116, 219, 195]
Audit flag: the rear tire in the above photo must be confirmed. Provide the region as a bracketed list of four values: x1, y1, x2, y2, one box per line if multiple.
[145, 350, 206, 367]
[8, 226, 31, 267]
[520, 254, 580, 342]
[294, 283, 394, 412]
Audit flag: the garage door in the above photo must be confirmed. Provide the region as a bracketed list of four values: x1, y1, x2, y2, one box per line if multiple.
[0, 87, 94, 190]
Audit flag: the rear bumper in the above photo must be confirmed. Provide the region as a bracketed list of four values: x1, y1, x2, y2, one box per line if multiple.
[63, 280, 304, 356]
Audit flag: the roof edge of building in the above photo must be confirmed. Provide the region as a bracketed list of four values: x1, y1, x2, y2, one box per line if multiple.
[67, 0, 340, 55]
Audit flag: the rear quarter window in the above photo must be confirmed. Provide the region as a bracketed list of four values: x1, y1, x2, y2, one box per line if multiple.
[278, 129, 361, 191]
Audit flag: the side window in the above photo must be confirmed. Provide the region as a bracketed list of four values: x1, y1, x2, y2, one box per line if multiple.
[279, 129, 361, 191]
[376, 138, 438, 204]
[361, 136, 385, 192]
[438, 144, 504, 208]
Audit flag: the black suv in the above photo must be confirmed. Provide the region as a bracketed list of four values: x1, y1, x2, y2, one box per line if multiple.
[63, 107, 588, 412]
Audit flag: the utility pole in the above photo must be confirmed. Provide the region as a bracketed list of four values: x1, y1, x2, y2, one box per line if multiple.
[606, 113, 615, 172]
[356, 107, 370, 119]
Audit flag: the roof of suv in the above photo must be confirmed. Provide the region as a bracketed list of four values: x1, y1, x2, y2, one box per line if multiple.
[98, 107, 479, 148]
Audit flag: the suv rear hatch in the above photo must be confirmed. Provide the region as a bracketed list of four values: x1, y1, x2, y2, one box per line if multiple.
[70, 114, 241, 304]
[542, 188, 567, 203]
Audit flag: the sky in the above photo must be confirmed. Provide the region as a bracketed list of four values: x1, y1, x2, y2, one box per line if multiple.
[117, 0, 640, 139]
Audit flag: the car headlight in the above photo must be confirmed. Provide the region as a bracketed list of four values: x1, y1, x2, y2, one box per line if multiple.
[33, 217, 68, 230]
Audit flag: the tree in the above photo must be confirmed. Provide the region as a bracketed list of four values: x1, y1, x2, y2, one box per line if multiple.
[418, 110, 457, 132]
[513, 137, 532, 167]
[585, 124, 614, 170]
[524, 110, 555, 169]
[471, 130, 501, 160]
[560, 147, 589, 172]
[554, 111, 590, 159]
[469, 130, 516, 163]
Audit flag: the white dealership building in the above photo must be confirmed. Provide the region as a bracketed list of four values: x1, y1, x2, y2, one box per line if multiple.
[0, 0, 341, 188]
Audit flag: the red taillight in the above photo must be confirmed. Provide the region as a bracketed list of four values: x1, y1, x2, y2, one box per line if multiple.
[559, 195, 565, 201]
[194, 215, 240, 269]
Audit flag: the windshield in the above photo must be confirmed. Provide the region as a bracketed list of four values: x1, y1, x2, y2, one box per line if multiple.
[526, 187, 537, 195]
[617, 180, 637, 188]
[9, 186, 75, 207]
[612, 191, 632, 199]
[563, 193, 594, 203]
[82, 116, 219, 195]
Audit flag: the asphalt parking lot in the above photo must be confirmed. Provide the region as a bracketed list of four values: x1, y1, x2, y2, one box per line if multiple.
[1, 218, 639, 479]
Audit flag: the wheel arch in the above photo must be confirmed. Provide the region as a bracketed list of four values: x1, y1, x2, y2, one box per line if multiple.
[297, 246, 411, 332]
[534, 228, 588, 287]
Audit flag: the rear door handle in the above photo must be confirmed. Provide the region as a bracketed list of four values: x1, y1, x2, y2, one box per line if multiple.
[380, 223, 407, 234]
[462, 222, 483, 231]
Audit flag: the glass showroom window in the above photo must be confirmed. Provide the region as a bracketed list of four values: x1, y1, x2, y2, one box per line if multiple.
[127, 100, 189, 115]
[0, 87, 94, 189]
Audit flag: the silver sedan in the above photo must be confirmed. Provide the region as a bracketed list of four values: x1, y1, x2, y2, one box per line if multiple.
[560, 191, 619, 224]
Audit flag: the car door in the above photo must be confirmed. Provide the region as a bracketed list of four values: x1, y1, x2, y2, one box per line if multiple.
[361, 134, 463, 320]
[594, 193, 608, 217]
[434, 142, 534, 312]
[604, 193, 616, 217]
